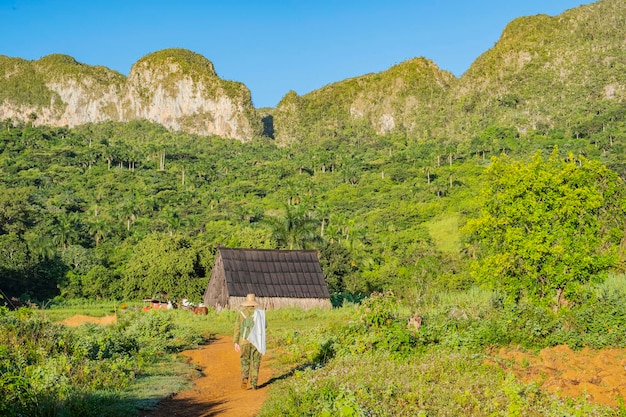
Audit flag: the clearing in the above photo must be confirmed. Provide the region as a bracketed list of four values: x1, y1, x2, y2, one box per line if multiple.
[493, 344, 626, 408]
[61, 314, 626, 413]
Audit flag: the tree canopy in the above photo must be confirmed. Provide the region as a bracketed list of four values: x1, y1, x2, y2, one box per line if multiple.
[463, 149, 626, 310]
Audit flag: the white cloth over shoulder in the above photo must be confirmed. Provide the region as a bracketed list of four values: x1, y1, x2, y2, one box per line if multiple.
[245, 309, 266, 355]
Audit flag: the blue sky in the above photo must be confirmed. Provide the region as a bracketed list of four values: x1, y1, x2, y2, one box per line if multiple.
[1, 0, 591, 108]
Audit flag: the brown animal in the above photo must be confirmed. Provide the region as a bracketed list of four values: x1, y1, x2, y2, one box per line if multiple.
[408, 313, 422, 332]
[193, 306, 209, 315]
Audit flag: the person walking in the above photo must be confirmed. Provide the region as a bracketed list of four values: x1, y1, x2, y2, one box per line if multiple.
[233, 293, 266, 390]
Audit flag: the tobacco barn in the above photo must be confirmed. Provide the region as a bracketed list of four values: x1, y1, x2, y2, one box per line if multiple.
[203, 247, 331, 310]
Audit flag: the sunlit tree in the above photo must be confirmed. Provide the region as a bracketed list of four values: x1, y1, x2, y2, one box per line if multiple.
[463, 149, 626, 310]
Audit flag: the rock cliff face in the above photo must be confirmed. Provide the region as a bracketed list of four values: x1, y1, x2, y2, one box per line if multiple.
[0, 49, 260, 141]
[272, 58, 454, 145]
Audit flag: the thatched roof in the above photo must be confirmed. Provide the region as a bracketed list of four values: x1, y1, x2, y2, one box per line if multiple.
[218, 248, 330, 299]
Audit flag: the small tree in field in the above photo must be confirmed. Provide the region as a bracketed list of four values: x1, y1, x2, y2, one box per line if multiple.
[463, 149, 626, 311]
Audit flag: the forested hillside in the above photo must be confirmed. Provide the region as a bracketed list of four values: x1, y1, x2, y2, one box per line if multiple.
[2, 102, 626, 305]
[2, 0, 626, 306]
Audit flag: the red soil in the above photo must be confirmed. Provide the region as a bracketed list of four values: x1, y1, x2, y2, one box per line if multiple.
[493, 345, 626, 407]
[60, 314, 117, 326]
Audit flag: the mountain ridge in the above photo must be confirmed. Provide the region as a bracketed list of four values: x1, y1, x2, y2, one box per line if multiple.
[0, 48, 261, 141]
[274, 0, 625, 144]
[1, 0, 624, 144]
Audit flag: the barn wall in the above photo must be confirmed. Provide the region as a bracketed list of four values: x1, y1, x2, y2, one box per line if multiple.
[227, 296, 331, 310]
[203, 255, 229, 309]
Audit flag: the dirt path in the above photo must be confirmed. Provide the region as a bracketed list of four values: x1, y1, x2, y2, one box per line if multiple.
[60, 315, 272, 416]
[141, 336, 272, 417]
[60, 314, 117, 326]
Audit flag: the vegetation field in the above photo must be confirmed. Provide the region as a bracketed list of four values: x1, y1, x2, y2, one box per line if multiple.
[3, 275, 626, 416]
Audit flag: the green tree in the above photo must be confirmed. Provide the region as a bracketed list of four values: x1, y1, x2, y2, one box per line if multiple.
[82, 265, 117, 299]
[50, 212, 80, 250]
[318, 241, 354, 293]
[463, 149, 626, 310]
[26, 234, 56, 261]
[0, 232, 31, 294]
[0, 187, 35, 234]
[263, 204, 321, 250]
[87, 217, 112, 247]
[123, 233, 207, 299]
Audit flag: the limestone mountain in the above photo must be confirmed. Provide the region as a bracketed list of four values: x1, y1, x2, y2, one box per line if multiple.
[273, 0, 626, 145]
[2, 0, 624, 146]
[272, 58, 455, 145]
[448, 0, 626, 138]
[0, 49, 261, 141]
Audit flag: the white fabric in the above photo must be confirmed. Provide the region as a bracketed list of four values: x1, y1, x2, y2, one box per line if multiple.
[245, 309, 266, 355]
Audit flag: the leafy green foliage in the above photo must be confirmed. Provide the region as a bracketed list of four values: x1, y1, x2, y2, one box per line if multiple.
[0, 308, 134, 416]
[0, 118, 491, 302]
[122, 233, 208, 299]
[464, 149, 626, 309]
[0, 306, 207, 416]
[334, 291, 417, 356]
[263, 203, 321, 250]
[3, 109, 626, 305]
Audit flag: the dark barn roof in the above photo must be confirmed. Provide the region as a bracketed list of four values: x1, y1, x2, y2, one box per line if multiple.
[219, 248, 330, 299]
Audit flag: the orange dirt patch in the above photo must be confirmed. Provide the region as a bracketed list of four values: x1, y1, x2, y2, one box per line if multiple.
[60, 314, 117, 326]
[140, 336, 272, 417]
[495, 345, 626, 407]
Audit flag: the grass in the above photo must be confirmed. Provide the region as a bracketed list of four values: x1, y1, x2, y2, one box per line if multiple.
[259, 347, 618, 417]
[597, 273, 626, 294]
[28, 281, 626, 416]
[424, 213, 462, 255]
[118, 352, 197, 413]
[42, 299, 120, 321]
[420, 285, 493, 317]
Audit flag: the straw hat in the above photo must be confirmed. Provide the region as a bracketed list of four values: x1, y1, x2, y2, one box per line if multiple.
[241, 293, 257, 307]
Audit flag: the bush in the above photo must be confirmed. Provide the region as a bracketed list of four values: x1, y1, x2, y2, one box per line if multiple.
[0, 306, 206, 416]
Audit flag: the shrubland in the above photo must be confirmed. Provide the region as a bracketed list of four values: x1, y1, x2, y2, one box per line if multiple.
[0, 306, 213, 416]
[259, 281, 626, 416]
[2, 273, 626, 416]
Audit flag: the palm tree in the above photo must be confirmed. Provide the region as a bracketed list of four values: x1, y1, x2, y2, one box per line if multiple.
[50, 212, 79, 250]
[263, 204, 321, 250]
[162, 208, 185, 236]
[118, 198, 140, 231]
[88, 218, 112, 247]
[314, 201, 331, 238]
[28, 235, 56, 261]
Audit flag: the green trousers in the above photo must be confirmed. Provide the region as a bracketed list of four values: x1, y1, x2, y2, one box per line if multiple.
[240, 343, 262, 387]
